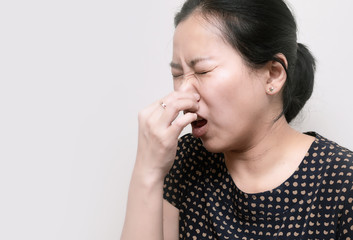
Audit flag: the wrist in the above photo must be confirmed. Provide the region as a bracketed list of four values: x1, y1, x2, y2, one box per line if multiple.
[131, 164, 166, 190]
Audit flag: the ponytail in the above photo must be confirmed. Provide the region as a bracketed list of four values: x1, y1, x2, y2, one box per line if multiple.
[283, 43, 316, 123]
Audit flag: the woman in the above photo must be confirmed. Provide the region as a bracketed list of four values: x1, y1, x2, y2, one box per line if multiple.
[121, 0, 353, 239]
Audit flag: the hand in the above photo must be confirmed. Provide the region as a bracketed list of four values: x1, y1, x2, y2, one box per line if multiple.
[135, 91, 200, 180]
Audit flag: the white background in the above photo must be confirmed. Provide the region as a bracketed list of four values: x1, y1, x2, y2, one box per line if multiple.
[0, 1, 352, 239]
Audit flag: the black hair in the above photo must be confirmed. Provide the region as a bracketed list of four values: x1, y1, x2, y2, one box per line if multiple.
[174, 0, 316, 123]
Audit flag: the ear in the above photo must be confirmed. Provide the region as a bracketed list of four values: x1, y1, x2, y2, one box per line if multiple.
[265, 53, 288, 95]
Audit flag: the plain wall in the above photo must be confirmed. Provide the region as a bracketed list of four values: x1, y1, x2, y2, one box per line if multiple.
[0, 0, 352, 239]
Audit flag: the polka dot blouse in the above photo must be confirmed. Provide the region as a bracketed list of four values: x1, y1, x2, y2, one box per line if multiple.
[163, 132, 353, 239]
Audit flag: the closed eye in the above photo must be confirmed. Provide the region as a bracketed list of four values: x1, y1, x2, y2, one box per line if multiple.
[172, 74, 183, 79]
[196, 66, 217, 75]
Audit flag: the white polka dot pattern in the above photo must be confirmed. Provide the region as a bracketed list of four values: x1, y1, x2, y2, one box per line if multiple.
[163, 132, 353, 239]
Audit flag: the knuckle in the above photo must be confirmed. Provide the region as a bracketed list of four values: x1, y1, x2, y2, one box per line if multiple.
[167, 101, 179, 112]
[145, 117, 155, 128]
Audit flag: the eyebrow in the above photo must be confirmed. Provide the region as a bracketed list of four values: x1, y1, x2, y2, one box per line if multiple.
[170, 57, 212, 70]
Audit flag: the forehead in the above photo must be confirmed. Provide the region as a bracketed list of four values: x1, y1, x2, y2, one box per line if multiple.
[174, 12, 222, 36]
[173, 13, 228, 57]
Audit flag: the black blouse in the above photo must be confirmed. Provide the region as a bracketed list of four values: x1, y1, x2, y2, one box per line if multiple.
[163, 132, 353, 239]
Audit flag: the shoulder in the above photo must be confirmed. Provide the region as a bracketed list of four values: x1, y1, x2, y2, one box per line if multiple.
[312, 132, 353, 167]
[310, 132, 353, 189]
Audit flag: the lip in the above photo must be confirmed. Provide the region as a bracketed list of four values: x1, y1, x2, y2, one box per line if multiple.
[191, 117, 208, 138]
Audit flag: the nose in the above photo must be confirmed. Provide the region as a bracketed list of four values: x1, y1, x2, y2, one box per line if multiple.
[175, 73, 199, 94]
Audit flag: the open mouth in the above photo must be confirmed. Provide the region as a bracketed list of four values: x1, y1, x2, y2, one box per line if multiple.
[191, 118, 207, 128]
[191, 118, 208, 138]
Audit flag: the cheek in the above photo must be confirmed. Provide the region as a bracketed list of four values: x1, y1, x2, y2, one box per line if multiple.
[199, 67, 259, 114]
[173, 79, 181, 91]
[206, 82, 263, 123]
[202, 87, 239, 122]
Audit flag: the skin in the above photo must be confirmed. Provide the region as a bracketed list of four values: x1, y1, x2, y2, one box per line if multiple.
[121, 12, 315, 240]
[172, 15, 276, 153]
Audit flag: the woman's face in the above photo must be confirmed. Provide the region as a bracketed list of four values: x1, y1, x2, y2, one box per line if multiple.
[171, 14, 273, 153]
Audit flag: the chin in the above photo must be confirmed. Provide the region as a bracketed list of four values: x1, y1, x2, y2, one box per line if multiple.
[200, 136, 225, 153]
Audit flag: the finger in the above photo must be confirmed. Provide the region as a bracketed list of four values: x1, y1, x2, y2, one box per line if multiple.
[159, 91, 200, 110]
[159, 98, 199, 127]
[138, 100, 163, 126]
[169, 112, 198, 136]
[144, 91, 199, 132]
[149, 90, 199, 119]
[167, 91, 200, 102]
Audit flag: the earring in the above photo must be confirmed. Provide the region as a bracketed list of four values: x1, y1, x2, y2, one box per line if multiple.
[268, 86, 274, 93]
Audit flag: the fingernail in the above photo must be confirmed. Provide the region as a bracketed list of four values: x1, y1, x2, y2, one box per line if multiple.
[194, 93, 200, 100]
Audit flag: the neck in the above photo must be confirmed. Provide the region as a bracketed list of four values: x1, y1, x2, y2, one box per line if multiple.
[224, 117, 313, 194]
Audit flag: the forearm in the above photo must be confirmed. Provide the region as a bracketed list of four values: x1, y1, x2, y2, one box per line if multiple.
[121, 166, 165, 240]
[121, 92, 198, 239]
